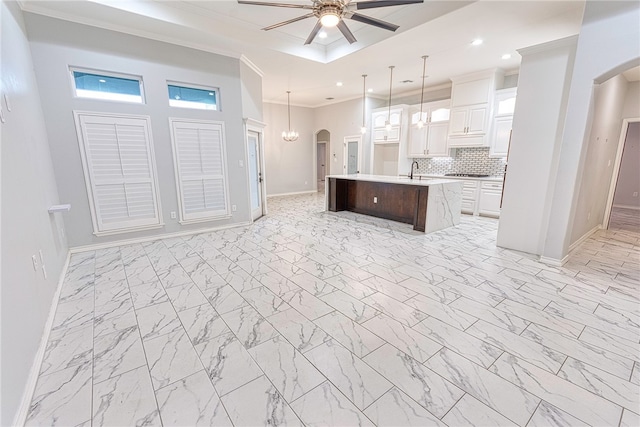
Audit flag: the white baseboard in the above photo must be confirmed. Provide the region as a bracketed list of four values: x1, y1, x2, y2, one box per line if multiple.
[267, 190, 317, 198]
[70, 221, 253, 253]
[612, 204, 640, 210]
[568, 224, 601, 252]
[539, 253, 570, 266]
[13, 251, 71, 427]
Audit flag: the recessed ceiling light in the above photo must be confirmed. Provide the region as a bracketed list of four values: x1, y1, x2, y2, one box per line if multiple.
[318, 31, 328, 39]
[368, 88, 373, 93]
[326, 97, 334, 100]
[401, 80, 413, 84]
[501, 54, 511, 60]
[98, 79, 106, 83]
[336, 82, 343, 87]
[471, 39, 483, 46]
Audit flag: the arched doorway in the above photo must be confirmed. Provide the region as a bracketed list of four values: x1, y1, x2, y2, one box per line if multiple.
[315, 129, 330, 192]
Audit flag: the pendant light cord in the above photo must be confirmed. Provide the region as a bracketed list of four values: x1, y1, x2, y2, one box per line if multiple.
[387, 66, 394, 122]
[362, 74, 367, 128]
[419, 55, 428, 118]
[287, 91, 292, 132]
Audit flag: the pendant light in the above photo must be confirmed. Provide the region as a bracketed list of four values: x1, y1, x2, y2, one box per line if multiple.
[417, 55, 428, 129]
[385, 66, 394, 132]
[282, 91, 299, 142]
[360, 74, 367, 134]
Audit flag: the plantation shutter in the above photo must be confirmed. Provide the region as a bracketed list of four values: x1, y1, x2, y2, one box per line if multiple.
[75, 112, 161, 233]
[170, 120, 229, 222]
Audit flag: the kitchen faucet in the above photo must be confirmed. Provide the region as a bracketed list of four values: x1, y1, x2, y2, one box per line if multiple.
[410, 161, 419, 179]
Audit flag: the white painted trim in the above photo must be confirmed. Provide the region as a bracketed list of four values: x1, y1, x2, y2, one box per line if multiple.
[13, 252, 71, 427]
[603, 117, 640, 229]
[612, 204, 640, 210]
[239, 55, 264, 78]
[517, 35, 579, 56]
[267, 190, 317, 198]
[178, 215, 232, 225]
[314, 129, 331, 193]
[245, 121, 267, 221]
[93, 223, 165, 237]
[568, 224, 601, 252]
[69, 221, 252, 253]
[539, 253, 570, 267]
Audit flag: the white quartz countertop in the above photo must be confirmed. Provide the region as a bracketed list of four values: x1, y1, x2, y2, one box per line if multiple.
[416, 174, 504, 182]
[326, 174, 461, 187]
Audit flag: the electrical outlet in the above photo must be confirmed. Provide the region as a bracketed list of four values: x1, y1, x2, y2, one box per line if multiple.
[373, 197, 378, 203]
[232, 204, 237, 212]
[239, 160, 244, 167]
[170, 211, 176, 219]
[634, 192, 638, 198]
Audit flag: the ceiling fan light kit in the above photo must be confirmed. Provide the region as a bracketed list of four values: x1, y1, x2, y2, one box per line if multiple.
[237, 0, 424, 45]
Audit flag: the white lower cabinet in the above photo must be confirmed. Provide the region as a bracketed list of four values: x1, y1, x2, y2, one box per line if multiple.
[459, 179, 503, 217]
[478, 182, 503, 217]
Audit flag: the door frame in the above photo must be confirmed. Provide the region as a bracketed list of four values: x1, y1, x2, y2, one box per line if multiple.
[343, 135, 363, 174]
[314, 129, 331, 192]
[603, 117, 639, 229]
[244, 118, 267, 219]
[316, 141, 328, 183]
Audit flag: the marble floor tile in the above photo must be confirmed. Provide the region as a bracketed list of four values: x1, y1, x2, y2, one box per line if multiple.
[363, 387, 446, 427]
[26, 362, 92, 427]
[314, 311, 385, 358]
[557, 357, 639, 411]
[129, 280, 169, 309]
[281, 288, 334, 320]
[442, 393, 516, 427]
[256, 270, 302, 296]
[304, 340, 392, 410]
[521, 323, 634, 380]
[177, 303, 229, 346]
[220, 375, 302, 426]
[360, 275, 417, 302]
[436, 278, 504, 307]
[135, 301, 183, 341]
[397, 277, 459, 304]
[579, 327, 640, 363]
[404, 293, 478, 330]
[201, 283, 248, 314]
[242, 285, 290, 317]
[156, 264, 193, 289]
[363, 344, 463, 417]
[290, 381, 374, 427]
[321, 290, 379, 323]
[424, 348, 540, 426]
[361, 313, 441, 362]
[621, 409, 640, 427]
[450, 296, 530, 334]
[221, 305, 279, 348]
[361, 292, 427, 327]
[490, 353, 622, 426]
[164, 282, 208, 312]
[156, 370, 232, 426]
[51, 297, 94, 332]
[267, 308, 331, 352]
[466, 320, 566, 373]
[526, 401, 588, 427]
[195, 332, 263, 396]
[248, 335, 325, 401]
[39, 325, 93, 376]
[93, 365, 160, 426]
[93, 325, 146, 384]
[412, 316, 502, 368]
[324, 274, 377, 299]
[94, 310, 138, 338]
[289, 271, 337, 297]
[631, 363, 640, 385]
[143, 328, 202, 390]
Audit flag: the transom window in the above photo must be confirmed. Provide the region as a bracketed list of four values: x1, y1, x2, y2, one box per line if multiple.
[168, 82, 219, 110]
[71, 68, 144, 103]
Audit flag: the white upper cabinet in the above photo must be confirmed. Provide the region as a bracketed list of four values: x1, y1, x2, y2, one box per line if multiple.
[372, 107, 403, 143]
[489, 87, 517, 157]
[448, 70, 504, 147]
[407, 100, 451, 158]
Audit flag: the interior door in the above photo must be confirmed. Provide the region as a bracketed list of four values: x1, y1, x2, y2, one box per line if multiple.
[247, 131, 263, 221]
[317, 142, 326, 181]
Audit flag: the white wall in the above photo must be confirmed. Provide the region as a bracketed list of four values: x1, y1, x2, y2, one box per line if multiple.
[623, 81, 640, 117]
[613, 122, 640, 208]
[497, 36, 578, 255]
[240, 61, 263, 121]
[543, 1, 640, 260]
[1, 3, 69, 424]
[570, 74, 629, 244]
[25, 13, 254, 248]
[262, 102, 315, 195]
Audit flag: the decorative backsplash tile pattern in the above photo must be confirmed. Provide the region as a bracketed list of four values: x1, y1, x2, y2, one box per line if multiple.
[414, 147, 506, 177]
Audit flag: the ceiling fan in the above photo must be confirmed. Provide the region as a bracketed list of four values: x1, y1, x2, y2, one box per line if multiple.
[237, 0, 424, 45]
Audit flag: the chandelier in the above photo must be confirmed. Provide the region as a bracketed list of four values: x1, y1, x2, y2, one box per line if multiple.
[282, 91, 299, 142]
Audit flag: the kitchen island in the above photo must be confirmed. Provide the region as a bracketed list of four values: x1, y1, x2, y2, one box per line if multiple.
[326, 174, 462, 233]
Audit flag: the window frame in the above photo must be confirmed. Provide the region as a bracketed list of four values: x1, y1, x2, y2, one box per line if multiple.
[69, 67, 146, 104]
[73, 110, 164, 236]
[168, 118, 231, 224]
[166, 81, 221, 111]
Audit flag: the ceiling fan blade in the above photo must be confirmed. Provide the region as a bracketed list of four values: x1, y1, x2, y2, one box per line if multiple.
[337, 20, 357, 44]
[238, 1, 313, 9]
[305, 20, 323, 45]
[262, 12, 315, 30]
[347, 12, 399, 31]
[354, 0, 423, 10]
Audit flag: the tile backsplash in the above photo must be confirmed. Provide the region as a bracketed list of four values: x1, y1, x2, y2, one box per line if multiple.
[414, 147, 506, 176]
